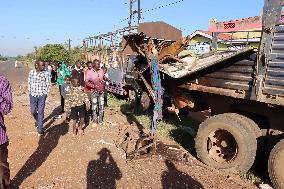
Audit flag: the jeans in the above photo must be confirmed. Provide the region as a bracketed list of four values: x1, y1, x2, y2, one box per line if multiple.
[29, 94, 47, 133]
[91, 92, 104, 123]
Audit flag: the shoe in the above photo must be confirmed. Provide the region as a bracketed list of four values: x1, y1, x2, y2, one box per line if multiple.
[99, 122, 105, 126]
[38, 131, 44, 136]
[91, 122, 97, 128]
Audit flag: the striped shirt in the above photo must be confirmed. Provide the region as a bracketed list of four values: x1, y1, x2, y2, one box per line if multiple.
[0, 75, 13, 145]
[28, 70, 51, 97]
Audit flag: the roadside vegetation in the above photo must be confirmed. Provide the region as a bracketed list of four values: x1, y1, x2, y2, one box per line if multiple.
[15, 44, 85, 67]
[108, 93, 264, 185]
[0, 54, 8, 62]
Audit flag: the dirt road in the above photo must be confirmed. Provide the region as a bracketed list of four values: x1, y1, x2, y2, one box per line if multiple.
[1, 61, 257, 188]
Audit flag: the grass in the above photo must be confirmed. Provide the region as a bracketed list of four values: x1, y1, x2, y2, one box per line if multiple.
[240, 171, 262, 185]
[107, 93, 265, 185]
[107, 93, 199, 153]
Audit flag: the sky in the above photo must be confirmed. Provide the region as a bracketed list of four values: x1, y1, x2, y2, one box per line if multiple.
[0, 0, 264, 57]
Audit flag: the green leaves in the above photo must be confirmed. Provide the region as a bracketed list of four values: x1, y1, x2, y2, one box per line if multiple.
[0, 54, 8, 61]
[39, 44, 70, 63]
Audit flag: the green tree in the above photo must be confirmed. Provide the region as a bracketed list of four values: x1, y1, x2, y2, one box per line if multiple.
[0, 54, 8, 61]
[39, 44, 70, 63]
[70, 46, 83, 65]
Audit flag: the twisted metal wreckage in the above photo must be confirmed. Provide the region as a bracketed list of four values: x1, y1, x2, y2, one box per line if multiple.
[116, 33, 193, 159]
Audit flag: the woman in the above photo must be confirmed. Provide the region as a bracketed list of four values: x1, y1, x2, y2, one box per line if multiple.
[56, 62, 70, 113]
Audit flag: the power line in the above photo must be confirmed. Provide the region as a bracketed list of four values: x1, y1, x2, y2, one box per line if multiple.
[118, 0, 185, 24]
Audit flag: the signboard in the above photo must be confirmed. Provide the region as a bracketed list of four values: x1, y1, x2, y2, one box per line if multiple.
[195, 42, 211, 55]
[209, 14, 284, 33]
[209, 16, 262, 32]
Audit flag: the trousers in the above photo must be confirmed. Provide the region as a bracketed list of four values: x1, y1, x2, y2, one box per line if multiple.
[0, 142, 10, 189]
[59, 86, 65, 112]
[91, 92, 104, 123]
[29, 94, 47, 133]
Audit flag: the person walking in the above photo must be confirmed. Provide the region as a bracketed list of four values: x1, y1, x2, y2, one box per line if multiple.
[71, 62, 84, 87]
[102, 66, 109, 107]
[28, 60, 51, 135]
[47, 62, 52, 80]
[84, 61, 93, 124]
[85, 60, 108, 127]
[56, 62, 70, 113]
[65, 78, 90, 136]
[0, 75, 13, 189]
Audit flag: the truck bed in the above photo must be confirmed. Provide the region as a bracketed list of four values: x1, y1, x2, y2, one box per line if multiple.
[159, 48, 254, 79]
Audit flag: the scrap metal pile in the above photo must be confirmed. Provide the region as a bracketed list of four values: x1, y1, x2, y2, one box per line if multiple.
[116, 33, 194, 159]
[116, 38, 164, 159]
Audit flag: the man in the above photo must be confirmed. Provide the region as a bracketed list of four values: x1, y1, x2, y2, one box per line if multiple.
[56, 62, 70, 113]
[28, 60, 51, 135]
[46, 62, 52, 80]
[85, 60, 108, 127]
[0, 75, 13, 189]
[102, 66, 109, 107]
[71, 62, 84, 86]
[14, 60, 18, 68]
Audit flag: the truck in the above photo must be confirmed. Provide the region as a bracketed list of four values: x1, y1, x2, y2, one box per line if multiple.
[122, 0, 284, 188]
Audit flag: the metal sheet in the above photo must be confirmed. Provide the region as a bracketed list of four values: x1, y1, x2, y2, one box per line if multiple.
[159, 48, 254, 79]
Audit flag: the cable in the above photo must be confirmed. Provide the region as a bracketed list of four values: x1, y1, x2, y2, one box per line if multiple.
[118, 0, 185, 23]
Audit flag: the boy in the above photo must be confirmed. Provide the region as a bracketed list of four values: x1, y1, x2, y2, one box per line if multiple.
[60, 76, 71, 99]
[65, 78, 90, 136]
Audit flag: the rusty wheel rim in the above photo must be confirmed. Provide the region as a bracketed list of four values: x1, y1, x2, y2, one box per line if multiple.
[207, 129, 238, 163]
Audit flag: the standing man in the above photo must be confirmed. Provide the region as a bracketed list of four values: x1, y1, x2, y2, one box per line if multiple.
[14, 60, 18, 68]
[28, 60, 51, 135]
[47, 62, 52, 80]
[56, 62, 70, 113]
[0, 75, 13, 189]
[85, 60, 108, 127]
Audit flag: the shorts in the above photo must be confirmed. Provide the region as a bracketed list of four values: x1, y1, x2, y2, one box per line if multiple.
[70, 105, 85, 120]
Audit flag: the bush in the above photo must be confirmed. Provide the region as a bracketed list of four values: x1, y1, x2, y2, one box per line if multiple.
[39, 44, 70, 63]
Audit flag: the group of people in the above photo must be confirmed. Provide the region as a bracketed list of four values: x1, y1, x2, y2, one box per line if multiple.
[0, 59, 110, 188]
[29, 59, 109, 136]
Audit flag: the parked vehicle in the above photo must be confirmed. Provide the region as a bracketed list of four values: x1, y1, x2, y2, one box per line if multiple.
[123, 0, 284, 188]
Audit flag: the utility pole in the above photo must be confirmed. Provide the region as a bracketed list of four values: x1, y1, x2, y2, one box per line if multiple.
[138, 0, 141, 25]
[129, 0, 133, 33]
[68, 39, 71, 53]
[68, 39, 71, 63]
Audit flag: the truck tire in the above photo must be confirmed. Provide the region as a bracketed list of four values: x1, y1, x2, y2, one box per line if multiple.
[224, 113, 262, 138]
[268, 139, 284, 189]
[195, 114, 257, 173]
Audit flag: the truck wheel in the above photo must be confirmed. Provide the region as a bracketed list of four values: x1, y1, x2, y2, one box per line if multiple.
[195, 114, 257, 173]
[268, 139, 284, 189]
[224, 113, 262, 138]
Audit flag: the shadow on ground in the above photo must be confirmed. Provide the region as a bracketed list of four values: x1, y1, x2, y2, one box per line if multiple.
[43, 105, 62, 124]
[161, 159, 204, 189]
[86, 148, 122, 189]
[12, 120, 69, 188]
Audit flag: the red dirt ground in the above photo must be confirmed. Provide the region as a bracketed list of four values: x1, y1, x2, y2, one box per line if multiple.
[2, 61, 257, 188]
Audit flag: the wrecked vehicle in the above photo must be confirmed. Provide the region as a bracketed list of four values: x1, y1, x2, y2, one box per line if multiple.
[122, 0, 284, 188]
